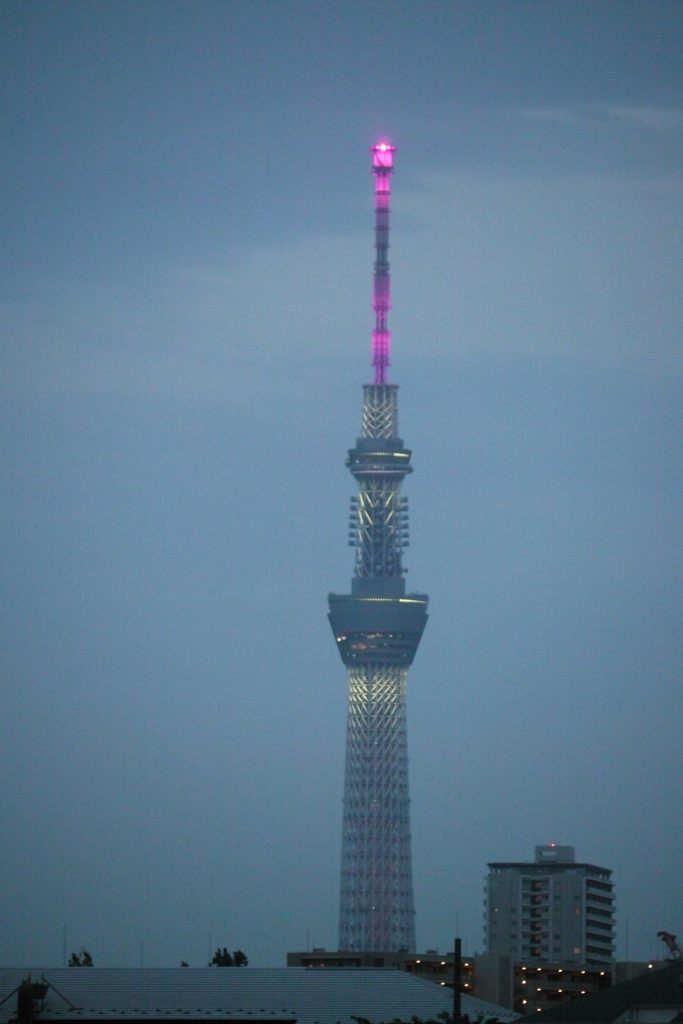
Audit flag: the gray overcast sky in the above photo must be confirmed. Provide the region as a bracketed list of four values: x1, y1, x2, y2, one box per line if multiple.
[1, 0, 683, 968]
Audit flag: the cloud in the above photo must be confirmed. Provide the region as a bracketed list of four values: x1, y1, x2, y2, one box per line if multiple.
[601, 105, 683, 131]
[397, 170, 683, 369]
[518, 107, 593, 128]
[519, 104, 683, 132]
[3, 167, 683, 398]
[0, 233, 369, 398]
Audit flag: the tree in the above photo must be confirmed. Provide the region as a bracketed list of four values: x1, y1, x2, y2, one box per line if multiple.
[211, 948, 233, 967]
[68, 948, 94, 967]
[209, 948, 248, 967]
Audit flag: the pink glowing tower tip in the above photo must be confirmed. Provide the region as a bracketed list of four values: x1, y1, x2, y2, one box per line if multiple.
[370, 141, 395, 384]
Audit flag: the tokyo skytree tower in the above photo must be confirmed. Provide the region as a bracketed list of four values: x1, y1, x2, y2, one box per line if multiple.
[328, 143, 428, 952]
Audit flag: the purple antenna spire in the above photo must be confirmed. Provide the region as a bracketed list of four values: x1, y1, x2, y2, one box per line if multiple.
[370, 141, 395, 384]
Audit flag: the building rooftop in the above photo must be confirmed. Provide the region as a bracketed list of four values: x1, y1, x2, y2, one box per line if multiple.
[487, 863, 612, 878]
[0, 969, 519, 1024]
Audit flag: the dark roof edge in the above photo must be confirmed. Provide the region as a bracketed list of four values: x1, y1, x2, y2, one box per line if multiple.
[487, 863, 613, 876]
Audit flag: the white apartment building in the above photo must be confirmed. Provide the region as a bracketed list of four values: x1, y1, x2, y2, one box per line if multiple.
[484, 845, 615, 965]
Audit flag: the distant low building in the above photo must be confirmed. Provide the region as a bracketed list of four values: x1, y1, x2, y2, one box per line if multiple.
[534, 959, 683, 1023]
[286, 950, 667, 1015]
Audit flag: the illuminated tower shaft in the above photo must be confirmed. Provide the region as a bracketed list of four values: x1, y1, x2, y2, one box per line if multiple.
[328, 144, 428, 952]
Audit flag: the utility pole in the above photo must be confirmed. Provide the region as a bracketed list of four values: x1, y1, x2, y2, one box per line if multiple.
[453, 938, 461, 1024]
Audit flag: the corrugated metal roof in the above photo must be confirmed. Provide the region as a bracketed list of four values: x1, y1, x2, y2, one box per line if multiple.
[27, 1012, 295, 1021]
[0, 969, 518, 1024]
[28, 1013, 293, 1020]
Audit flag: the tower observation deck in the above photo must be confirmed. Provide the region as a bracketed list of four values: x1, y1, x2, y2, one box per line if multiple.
[328, 143, 428, 953]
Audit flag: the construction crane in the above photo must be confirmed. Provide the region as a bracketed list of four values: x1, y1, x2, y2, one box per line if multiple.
[657, 931, 683, 960]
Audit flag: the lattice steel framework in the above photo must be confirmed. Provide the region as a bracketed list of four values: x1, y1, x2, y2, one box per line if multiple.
[361, 384, 399, 439]
[328, 143, 428, 953]
[339, 663, 413, 951]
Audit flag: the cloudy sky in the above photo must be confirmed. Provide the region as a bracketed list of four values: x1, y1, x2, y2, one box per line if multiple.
[2, 1, 683, 968]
